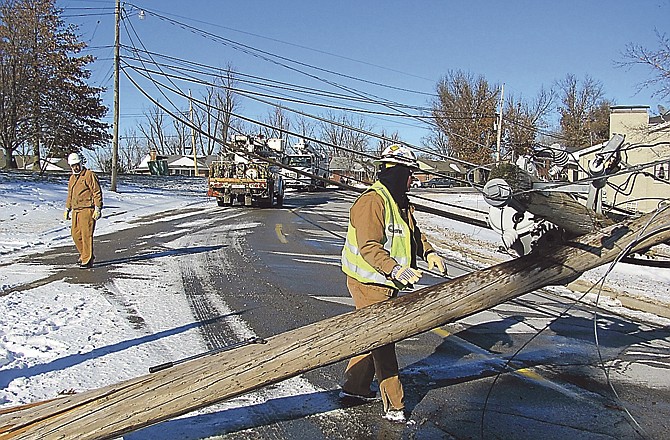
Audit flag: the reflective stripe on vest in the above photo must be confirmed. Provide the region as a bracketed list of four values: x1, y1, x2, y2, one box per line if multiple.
[341, 181, 411, 289]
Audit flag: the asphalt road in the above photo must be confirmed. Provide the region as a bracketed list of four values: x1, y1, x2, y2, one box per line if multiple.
[25, 188, 670, 439]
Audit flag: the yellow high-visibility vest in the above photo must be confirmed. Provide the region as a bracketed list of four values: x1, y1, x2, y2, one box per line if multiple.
[341, 181, 411, 289]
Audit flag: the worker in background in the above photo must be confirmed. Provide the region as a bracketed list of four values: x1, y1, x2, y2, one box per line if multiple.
[340, 144, 447, 424]
[64, 152, 103, 269]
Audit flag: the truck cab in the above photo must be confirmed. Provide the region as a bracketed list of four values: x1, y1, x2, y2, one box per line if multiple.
[281, 139, 329, 191]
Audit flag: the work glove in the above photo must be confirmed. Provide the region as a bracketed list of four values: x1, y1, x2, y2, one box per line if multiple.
[391, 265, 422, 286]
[92, 206, 102, 221]
[64, 209, 71, 221]
[426, 251, 446, 275]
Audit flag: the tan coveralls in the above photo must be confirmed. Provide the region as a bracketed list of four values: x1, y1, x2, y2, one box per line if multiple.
[342, 190, 434, 412]
[66, 168, 103, 265]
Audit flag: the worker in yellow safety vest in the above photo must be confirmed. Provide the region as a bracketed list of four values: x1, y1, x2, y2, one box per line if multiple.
[340, 143, 447, 424]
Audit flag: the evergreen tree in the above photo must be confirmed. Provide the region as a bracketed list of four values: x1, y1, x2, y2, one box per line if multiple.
[0, 0, 109, 170]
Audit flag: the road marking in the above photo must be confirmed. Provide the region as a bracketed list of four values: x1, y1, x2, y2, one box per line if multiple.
[432, 327, 451, 338]
[275, 224, 288, 243]
[311, 295, 355, 306]
[432, 326, 585, 400]
[293, 259, 341, 266]
[268, 251, 340, 260]
[287, 302, 585, 400]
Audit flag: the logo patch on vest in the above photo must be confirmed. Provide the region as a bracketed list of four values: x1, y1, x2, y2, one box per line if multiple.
[387, 224, 404, 235]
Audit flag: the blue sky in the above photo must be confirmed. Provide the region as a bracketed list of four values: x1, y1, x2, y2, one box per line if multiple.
[58, 0, 670, 148]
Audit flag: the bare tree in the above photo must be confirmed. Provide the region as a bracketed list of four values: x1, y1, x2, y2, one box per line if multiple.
[503, 87, 554, 159]
[262, 105, 291, 144]
[192, 86, 217, 156]
[431, 70, 498, 164]
[421, 130, 449, 159]
[620, 29, 670, 100]
[171, 113, 189, 155]
[376, 129, 401, 156]
[138, 105, 171, 155]
[212, 65, 241, 150]
[291, 115, 317, 150]
[91, 128, 144, 173]
[319, 111, 373, 180]
[119, 128, 145, 172]
[556, 74, 610, 148]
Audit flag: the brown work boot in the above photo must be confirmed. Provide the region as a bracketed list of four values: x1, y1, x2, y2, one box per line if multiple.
[78, 256, 95, 269]
[338, 390, 380, 403]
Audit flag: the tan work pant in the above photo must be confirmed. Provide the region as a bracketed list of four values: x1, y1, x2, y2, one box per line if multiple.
[342, 276, 404, 411]
[71, 207, 96, 264]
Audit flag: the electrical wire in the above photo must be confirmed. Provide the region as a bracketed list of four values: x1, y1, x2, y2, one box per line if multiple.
[61, 4, 529, 176]
[113, 5, 506, 167]
[64, 1, 636, 181]
[120, 56, 483, 179]
[70, 3, 668, 208]
[133, 6, 439, 99]
[479, 211, 670, 440]
[119, 46, 487, 172]
[124, 3, 438, 86]
[591, 206, 670, 439]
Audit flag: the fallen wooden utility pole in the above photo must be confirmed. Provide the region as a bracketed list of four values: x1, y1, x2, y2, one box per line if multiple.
[1, 208, 669, 440]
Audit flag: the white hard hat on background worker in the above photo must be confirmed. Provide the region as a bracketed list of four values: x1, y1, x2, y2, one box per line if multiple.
[68, 152, 82, 165]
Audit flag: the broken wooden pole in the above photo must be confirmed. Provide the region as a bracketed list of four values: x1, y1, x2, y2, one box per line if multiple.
[1, 207, 669, 440]
[485, 164, 617, 236]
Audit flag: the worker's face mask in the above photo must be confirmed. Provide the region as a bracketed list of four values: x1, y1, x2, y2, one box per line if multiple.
[378, 165, 412, 208]
[70, 164, 82, 175]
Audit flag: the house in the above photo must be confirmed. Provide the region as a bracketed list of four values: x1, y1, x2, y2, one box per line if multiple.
[417, 158, 470, 185]
[0, 152, 70, 173]
[574, 105, 670, 213]
[133, 151, 215, 177]
[329, 156, 373, 185]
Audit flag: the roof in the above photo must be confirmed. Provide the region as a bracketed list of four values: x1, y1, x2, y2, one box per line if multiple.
[419, 158, 466, 174]
[610, 105, 650, 111]
[0, 154, 69, 172]
[329, 156, 368, 171]
[135, 154, 216, 171]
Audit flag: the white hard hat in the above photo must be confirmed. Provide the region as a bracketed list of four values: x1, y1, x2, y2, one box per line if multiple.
[68, 152, 81, 165]
[376, 144, 419, 169]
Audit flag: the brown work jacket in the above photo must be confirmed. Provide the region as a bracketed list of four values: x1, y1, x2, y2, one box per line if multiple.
[66, 168, 103, 211]
[350, 190, 434, 277]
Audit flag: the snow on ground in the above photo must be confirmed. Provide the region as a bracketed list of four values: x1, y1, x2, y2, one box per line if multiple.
[0, 172, 341, 438]
[0, 173, 212, 404]
[0, 171, 669, 436]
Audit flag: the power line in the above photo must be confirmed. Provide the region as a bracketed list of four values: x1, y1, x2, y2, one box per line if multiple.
[122, 60, 480, 172]
[133, 6, 438, 99]
[67, 2, 539, 166]
[81, 1, 629, 181]
[123, 2, 438, 86]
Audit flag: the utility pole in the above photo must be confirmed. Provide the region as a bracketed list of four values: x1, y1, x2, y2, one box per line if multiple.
[189, 90, 198, 176]
[495, 83, 504, 164]
[110, 0, 120, 191]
